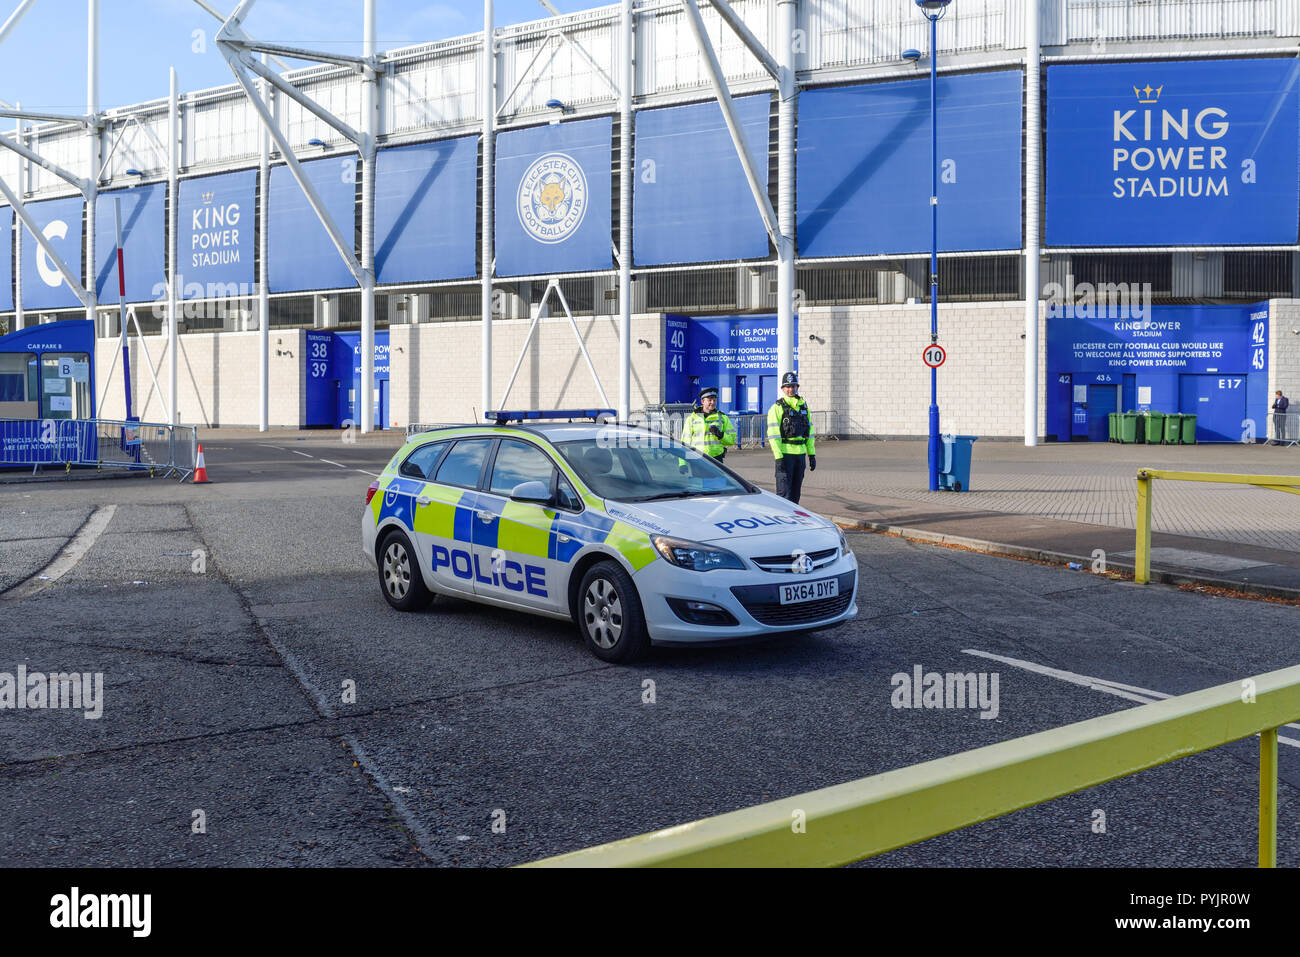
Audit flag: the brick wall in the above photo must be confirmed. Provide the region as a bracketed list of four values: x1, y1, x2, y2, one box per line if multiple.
[389, 313, 666, 426]
[95, 329, 304, 428]
[797, 301, 1047, 440]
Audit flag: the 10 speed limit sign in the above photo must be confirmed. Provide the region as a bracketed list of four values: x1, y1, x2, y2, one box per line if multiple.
[922, 344, 946, 368]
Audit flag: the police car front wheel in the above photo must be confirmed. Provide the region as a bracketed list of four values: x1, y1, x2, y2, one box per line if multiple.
[379, 530, 434, 611]
[577, 561, 649, 664]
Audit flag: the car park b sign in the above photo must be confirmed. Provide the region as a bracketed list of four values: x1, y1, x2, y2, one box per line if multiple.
[922, 344, 946, 368]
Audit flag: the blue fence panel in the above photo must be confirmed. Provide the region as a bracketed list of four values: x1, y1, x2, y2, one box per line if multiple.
[268, 155, 358, 293]
[375, 137, 478, 284]
[798, 70, 1023, 257]
[1046, 58, 1300, 246]
[633, 94, 770, 266]
[177, 169, 257, 298]
[494, 116, 613, 277]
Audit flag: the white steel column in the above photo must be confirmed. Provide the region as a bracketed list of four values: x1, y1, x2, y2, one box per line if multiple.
[168, 68, 179, 425]
[258, 55, 269, 432]
[85, 0, 99, 328]
[13, 105, 21, 331]
[617, 0, 632, 421]
[1024, 0, 1041, 447]
[360, 0, 376, 433]
[776, 0, 797, 380]
[481, 0, 495, 420]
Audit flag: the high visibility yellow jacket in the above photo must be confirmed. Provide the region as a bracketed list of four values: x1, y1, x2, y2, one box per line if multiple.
[767, 395, 816, 458]
[682, 410, 737, 457]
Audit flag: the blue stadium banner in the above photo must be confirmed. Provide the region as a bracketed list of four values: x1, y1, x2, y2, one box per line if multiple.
[495, 117, 613, 277]
[1046, 58, 1300, 245]
[94, 183, 166, 303]
[0, 207, 11, 312]
[797, 70, 1023, 257]
[375, 137, 478, 284]
[633, 95, 769, 266]
[178, 169, 256, 298]
[268, 155, 358, 292]
[20, 195, 84, 310]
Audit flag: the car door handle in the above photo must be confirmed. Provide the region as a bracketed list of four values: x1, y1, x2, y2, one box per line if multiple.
[477, 510, 495, 522]
[416, 496, 431, 507]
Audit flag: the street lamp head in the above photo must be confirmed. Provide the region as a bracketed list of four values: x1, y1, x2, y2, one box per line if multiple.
[915, 0, 952, 10]
[901, 49, 923, 62]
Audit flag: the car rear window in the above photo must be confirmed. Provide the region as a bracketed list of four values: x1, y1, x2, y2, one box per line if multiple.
[435, 439, 492, 489]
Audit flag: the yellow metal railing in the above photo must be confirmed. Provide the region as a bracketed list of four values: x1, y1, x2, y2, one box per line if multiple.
[523, 665, 1300, 868]
[1135, 469, 1300, 584]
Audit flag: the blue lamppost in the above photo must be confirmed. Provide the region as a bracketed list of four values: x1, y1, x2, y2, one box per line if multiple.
[915, 0, 951, 490]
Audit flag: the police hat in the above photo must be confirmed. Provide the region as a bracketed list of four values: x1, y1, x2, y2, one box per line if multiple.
[781, 372, 799, 386]
[698, 387, 719, 401]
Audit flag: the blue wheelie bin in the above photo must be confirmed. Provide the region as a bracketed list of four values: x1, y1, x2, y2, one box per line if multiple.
[938, 434, 978, 491]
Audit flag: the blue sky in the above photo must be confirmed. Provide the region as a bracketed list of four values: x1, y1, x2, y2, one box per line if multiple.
[0, 0, 606, 113]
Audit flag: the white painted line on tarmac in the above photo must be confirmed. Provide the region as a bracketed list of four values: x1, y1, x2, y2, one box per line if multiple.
[354, 469, 380, 477]
[4, 505, 117, 601]
[288, 450, 313, 458]
[317, 458, 346, 468]
[962, 648, 1300, 748]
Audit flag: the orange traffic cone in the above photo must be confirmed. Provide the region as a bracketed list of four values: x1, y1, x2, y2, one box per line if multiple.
[192, 444, 211, 484]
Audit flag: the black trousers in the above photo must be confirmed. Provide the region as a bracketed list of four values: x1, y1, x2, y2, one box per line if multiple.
[775, 454, 806, 503]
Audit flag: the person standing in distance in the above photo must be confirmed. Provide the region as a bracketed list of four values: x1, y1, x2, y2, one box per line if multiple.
[681, 386, 737, 461]
[1272, 390, 1290, 445]
[767, 372, 816, 503]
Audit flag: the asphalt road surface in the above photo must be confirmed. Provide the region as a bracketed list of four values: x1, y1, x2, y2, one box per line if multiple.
[1, 432, 1298, 866]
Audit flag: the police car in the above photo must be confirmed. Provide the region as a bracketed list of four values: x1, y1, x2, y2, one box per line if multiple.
[362, 410, 857, 663]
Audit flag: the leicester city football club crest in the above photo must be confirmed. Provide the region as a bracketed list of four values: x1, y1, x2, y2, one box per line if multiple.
[517, 152, 588, 244]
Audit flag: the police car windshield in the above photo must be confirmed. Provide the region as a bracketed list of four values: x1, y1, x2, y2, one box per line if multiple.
[554, 437, 753, 503]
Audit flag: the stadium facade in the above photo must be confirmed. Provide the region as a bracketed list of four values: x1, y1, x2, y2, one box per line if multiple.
[1, 0, 1299, 442]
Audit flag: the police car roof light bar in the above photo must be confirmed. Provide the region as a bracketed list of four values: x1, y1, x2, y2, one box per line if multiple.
[487, 409, 617, 424]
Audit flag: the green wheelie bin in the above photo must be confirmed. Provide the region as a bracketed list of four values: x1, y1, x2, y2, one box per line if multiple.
[1164, 412, 1183, 445]
[1108, 412, 1118, 442]
[1118, 412, 1140, 444]
[1144, 410, 1166, 444]
[1180, 413, 1197, 445]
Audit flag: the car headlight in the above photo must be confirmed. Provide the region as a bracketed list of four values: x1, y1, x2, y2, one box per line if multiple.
[837, 526, 850, 556]
[651, 535, 745, 571]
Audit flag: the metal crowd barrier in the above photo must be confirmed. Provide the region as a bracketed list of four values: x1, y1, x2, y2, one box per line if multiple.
[0, 417, 197, 481]
[1270, 412, 1300, 447]
[1135, 468, 1300, 584]
[524, 663, 1300, 868]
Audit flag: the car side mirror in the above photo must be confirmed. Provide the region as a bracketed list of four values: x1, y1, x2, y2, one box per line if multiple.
[509, 480, 551, 504]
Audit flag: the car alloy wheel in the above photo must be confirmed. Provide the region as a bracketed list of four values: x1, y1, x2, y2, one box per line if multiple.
[383, 539, 412, 601]
[583, 577, 624, 649]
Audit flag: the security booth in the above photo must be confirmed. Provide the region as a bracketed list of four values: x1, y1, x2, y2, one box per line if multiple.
[304, 329, 390, 430]
[0, 320, 97, 466]
[1046, 303, 1268, 443]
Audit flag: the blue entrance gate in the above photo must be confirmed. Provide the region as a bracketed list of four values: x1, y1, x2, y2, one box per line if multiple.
[1179, 374, 1246, 443]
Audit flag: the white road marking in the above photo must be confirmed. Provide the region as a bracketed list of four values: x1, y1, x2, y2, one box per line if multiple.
[288, 450, 313, 458]
[354, 469, 380, 477]
[317, 458, 346, 468]
[962, 648, 1300, 747]
[4, 505, 117, 601]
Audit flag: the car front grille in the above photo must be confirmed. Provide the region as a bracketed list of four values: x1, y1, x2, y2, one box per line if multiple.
[730, 571, 855, 626]
[749, 546, 839, 573]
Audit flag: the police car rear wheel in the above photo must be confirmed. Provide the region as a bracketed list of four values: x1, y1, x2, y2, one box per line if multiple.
[379, 531, 433, 611]
[578, 562, 648, 663]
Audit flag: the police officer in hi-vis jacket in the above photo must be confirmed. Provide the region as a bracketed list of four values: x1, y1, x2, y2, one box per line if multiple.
[767, 372, 815, 503]
[681, 386, 737, 461]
